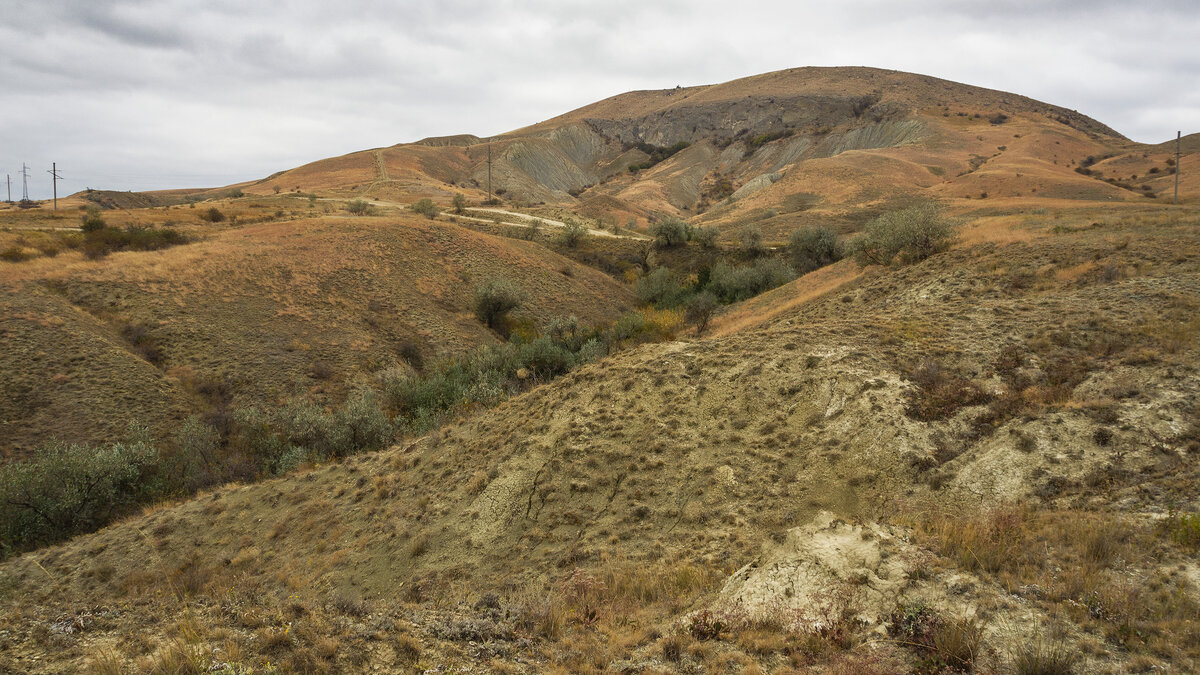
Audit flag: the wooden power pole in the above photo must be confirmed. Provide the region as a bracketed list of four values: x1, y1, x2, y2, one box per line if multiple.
[487, 145, 492, 203]
[47, 163, 62, 210]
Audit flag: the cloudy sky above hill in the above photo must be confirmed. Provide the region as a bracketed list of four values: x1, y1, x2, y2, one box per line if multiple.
[2, 0, 1196, 198]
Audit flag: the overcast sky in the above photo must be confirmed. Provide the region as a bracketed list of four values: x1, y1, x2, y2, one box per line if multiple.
[2, 0, 1196, 199]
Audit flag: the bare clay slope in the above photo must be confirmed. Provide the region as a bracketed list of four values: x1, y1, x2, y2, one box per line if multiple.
[3, 208, 1198, 672]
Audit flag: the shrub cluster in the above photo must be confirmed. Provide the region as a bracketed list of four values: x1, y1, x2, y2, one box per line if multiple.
[76, 208, 190, 260]
[558, 218, 588, 247]
[744, 129, 794, 152]
[848, 203, 955, 266]
[0, 428, 159, 553]
[627, 141, 690, 173]
[383, 310, 677, 434]
[411, 198, 439, 219]
[788, 225, 844, 274]
[651, 217, 692, 248]
[474, 278, 526, 333]
[708, 258, 795, 303]
[198, 207, 226, 223]
[347, 199, 375, 215]
[636, 257, 796, 311]
[0, 388, 398, 556]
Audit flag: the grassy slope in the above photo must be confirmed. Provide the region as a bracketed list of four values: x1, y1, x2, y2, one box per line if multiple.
[0, 213, 635, 457]
[2, 205, 1198, 672]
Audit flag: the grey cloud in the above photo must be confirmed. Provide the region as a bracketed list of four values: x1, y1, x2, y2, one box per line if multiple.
[2, 0, 1197, 198]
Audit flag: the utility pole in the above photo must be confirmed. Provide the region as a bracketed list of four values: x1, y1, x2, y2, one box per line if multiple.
[20, 163, 30, 201]
[1175, 131, 1181, 205]
[5, 174, 9, 203]
[47, 163, 62, 210]
[487, 145, 492, 203]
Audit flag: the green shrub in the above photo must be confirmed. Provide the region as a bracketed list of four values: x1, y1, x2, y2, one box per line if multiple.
[545, 315, 586, 351]
[347, 199, 373, 215]
[707, 258, 795, 303]
[199, 207, 226, 223]
[411, 198, 439, 219]
[0, 431, 159, 552]
[788, 226, 843, 274]
[651, 217, 691, 248]
[848, 203, 955, 266]
[626, 141, 690, 172]
[80, 206, 107, 232]
[744, 129, 794, 152]
[739, 227, 765, 257]
[474, 278, 526, 332]
[686, 291, 718, 334]
[691, 226, 718, 248]
[330, 389, 393, 457]
[559, 219, 588, 248]
[635, 267, 687, 308]
[517, 337, 576, 378]
[451, 193, 466, 214]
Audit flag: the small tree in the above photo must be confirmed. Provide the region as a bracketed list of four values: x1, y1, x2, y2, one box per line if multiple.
[347, 199, 373, 215]
[686, 291, 718, 335]
[788, 226, 843, 274]
[474, 278, 525, 332]
[848, 203, 955, 267]
[451, 193, 467, 214]
[691, 225, 718, 248]
[411, 198, 439, 219]
[651, 217, 690, 248]
[559, 218, 588, 248]
[199, 207, 226, 223]
[80, 206, 107, 232]
[739, 227, 765, 257]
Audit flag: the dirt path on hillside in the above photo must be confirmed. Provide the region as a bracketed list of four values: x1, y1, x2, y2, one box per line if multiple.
[455, 208, 641, 239]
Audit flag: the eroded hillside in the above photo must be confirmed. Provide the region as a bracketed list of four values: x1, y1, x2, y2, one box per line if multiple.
[226, 67, 1195, 244]
[0, 214, 634, 456]
[2, 206, 1198, 673]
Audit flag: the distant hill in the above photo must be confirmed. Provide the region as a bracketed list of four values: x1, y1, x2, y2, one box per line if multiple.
[168, 66, 1196, 242]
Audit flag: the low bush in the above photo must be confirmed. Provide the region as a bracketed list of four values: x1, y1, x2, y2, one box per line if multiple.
[905, 359, 992, 422]
[199, 207, 225, 223]
[0, 429, 159, 552]
[788, 226, 843, 274]
[739, 227, 766, 257]
[849, 203, 955, 266]
[651, 217, 691, 248]
[0, 246, 29, 262]
[626, 141, 689, 173]
[82, 223, 190, 260]
[635, 267, 688, 308]
[411, 198, 439, 219]
[559, 219, 588, 248]
[708, 258, 795, 303]
[346, 199, 373, 215]
[691, 225, 718, 248]
[686, 291, 718, 335]
[473, 278, 526, 333]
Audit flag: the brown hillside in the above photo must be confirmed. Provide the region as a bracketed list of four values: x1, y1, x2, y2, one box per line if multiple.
[0, 214, 634, 457]
[171, 66, 1196, 241]
[3, 206, 1199, 672]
